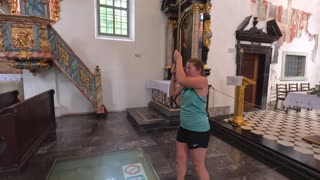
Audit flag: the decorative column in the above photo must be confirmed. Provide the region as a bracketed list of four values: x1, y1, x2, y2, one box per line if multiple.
[94, 66, 108, 118]
[191, 3, 201, 59]
[39, 24, 51, 52]
[166, 19, 176, 68]
[50, 0, 61, 22]
[202, 2, 212, 76]
[202, 2, 212, 65]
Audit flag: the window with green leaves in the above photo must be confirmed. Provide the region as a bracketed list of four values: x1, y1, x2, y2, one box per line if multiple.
[97, 0, 129, 37]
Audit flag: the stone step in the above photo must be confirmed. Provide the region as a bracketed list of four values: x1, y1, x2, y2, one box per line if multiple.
[127, 107, 179, 133]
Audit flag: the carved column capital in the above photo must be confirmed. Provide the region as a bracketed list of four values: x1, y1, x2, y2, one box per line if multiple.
[203, 3, 212, 14]
[192, 3, 201, 14]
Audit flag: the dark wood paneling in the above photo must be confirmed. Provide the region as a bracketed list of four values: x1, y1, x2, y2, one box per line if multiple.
[0, 89, 56, 172]
[0, 90, 19, 110]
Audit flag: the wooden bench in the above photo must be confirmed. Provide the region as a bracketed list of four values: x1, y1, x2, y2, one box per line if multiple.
[0, 89, 56, 172]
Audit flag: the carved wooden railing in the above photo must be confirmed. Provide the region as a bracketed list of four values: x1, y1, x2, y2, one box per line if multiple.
[0, 14, 107, 117]
[47, 26, 107, 116]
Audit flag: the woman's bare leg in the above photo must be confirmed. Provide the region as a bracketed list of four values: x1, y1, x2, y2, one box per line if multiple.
[176, 141, 189, 180]
[190, 148, 209, 180]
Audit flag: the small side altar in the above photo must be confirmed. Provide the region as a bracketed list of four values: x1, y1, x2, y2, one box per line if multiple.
[146, 80, 180, 119]
[126, 80, 180, 133]
[146, 80, 179, 110]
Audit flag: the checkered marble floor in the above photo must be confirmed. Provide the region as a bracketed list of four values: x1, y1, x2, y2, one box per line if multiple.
[224, 109, 320, 160]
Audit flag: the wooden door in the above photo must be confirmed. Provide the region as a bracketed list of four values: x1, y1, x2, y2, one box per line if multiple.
[241, 53, 259, 111]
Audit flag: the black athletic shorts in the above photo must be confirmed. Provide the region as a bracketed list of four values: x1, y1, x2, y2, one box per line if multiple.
[176, 126, 210, 149]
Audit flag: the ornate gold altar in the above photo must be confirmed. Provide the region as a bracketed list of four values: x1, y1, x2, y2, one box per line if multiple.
[154, 0, 213, 114]
[162, 0, 212, 79]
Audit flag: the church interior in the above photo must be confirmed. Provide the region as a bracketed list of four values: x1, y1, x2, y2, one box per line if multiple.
[1, 0, 320, 179]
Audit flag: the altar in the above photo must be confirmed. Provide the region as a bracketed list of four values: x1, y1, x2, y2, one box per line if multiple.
[146, 80, 179, 110]
[127, 0, 213, 133]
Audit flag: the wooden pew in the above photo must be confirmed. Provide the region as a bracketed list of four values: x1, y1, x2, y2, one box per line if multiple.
[0, 89, 56, 172]
[0, 90, 19, 110]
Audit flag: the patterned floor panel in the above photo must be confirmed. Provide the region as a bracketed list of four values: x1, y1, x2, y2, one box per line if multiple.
[224, 110, 320, 160]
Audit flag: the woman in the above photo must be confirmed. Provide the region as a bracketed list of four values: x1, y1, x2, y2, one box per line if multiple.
[169, 50, 210, 180]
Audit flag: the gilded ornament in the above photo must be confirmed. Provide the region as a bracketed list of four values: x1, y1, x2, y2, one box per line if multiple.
[192, 3, 202, 14]
[40, 25, 51, 52]
[79, 67, 91, 90]
[8, 0, 19, 15]
[167, 20, 177, 28]
[10, 59, 52, 75]
[0, 25, 4, 52]
[37, 59, 51, 70]
[56, 43, 70, 68]
[11, 26, 35, 49]
[203, 20, 212, 48]
[50, 0, 61, 22]
[203, 3, 212, 14]
[17, 50, 32, 59]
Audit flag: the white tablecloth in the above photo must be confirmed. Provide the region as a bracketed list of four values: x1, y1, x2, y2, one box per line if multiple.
[146, 80, 170, 97]
[283, 91, 320, 110]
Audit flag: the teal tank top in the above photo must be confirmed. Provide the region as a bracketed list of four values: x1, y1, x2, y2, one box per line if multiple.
[180, 88, 210, 132]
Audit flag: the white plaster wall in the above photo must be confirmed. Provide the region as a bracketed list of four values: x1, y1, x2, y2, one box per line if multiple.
[22, 0, 320, 115]
[23, 67, 63, 116]
[23, 66, 95, 116]
[207, 0, 320, 113]
[268, 37, 320, 104]
[23, 0, 166, 114]
[207, 0, 251, 113]
[267, 0, 320, 104]
[56, 70, 95, 115]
